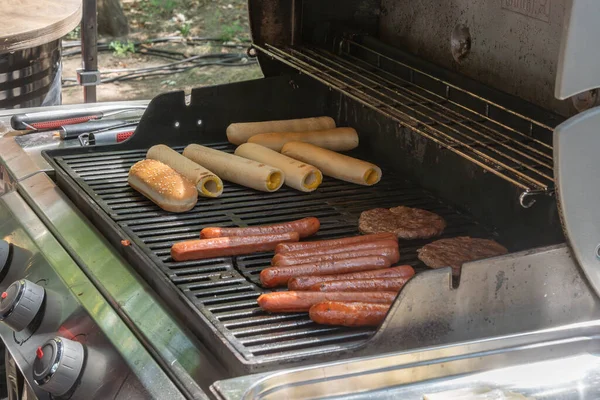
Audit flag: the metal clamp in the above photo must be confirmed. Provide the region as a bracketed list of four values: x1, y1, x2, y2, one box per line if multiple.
[76, 69, 101, 87]
[78, 133, 91, 147]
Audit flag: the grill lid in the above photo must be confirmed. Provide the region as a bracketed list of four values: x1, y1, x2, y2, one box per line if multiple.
[554, 107, 600, 299]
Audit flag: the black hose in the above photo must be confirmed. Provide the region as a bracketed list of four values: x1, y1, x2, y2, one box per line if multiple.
[61, 53, 256, 87]
[62, 36, 249, 57]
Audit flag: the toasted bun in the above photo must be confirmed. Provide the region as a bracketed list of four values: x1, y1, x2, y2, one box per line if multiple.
[128, 159, 198, 212]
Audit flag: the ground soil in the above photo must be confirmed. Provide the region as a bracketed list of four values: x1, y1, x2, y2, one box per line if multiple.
[62, 0, 263, 104]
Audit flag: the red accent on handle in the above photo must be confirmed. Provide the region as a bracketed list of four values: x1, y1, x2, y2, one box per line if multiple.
[36, 347, 43, 359]
[1, 292, 6, 299]
[30, 116, 99, 130]
[116, 131, 135, 142]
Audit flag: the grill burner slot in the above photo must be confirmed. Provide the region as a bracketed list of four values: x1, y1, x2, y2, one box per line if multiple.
[52, 143, 490, 369]
[253, 40, 555, 207]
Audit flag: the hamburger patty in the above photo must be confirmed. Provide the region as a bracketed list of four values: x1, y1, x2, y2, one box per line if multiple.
[417, 236, 508, 273]
[358, 206, 446, 239]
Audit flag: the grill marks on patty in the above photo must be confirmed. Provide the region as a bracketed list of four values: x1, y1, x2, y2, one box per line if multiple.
[417, 236, 508, 273]
[358, 206, 446, 239]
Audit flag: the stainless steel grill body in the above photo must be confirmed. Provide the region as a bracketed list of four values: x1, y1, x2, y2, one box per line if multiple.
[3, 0, 599, 396]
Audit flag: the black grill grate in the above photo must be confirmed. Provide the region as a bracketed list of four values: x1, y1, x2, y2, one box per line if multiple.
[53, 142, 490, 367]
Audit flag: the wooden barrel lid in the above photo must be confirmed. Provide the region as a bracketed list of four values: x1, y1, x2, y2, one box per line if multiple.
[0, 0, 82, 53]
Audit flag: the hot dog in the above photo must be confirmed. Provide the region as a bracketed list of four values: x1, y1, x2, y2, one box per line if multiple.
[272, 239, 398, 263]
[260, 256, 391, 288]
[171, 232, 299, 261]
[275, 233, 397, 254]
[272, 246, 400, 266]
[257, 291, 396, 312]
[309, 302, 391, 327]
[200, 217, 319, 239]
[288, 265, 415, 290]
[310, 277, 411, 292]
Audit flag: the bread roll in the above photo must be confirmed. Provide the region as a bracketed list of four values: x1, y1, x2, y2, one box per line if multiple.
[281, 142, 382, 186]
[128, 159, 198, 212]
[235, 143, 323, 192]
[147, 144, 223, 198]
[248, 127, 359, 152]
[226, 116, 336, 145]
[183, 144, 284, 192]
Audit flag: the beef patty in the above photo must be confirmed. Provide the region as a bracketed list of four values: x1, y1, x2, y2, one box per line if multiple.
[417, 236, 508, 273]
[358, 206, 446, 239]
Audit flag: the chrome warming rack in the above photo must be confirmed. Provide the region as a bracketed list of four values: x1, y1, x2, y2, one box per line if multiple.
[253, 39, 556, 208]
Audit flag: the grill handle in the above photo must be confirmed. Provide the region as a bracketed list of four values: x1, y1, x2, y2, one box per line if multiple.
[79, 126, 137, 146]
[11, 110, 103, 131]
[10, 106, 147, 131]
[60, 119, 133, 139]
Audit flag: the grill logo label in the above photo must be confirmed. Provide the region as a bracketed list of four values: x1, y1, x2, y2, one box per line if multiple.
[502, 0, 550, 22]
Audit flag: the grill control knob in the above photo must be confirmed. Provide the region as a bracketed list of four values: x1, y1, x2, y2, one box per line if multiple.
[33, 337, 85, 397]
[0, 279, 44, 331]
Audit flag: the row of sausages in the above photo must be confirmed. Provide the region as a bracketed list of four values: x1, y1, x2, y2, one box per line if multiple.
[257, 232, 414, 327]
[170, 217, 320, 261]
[168, 217, 413, 327]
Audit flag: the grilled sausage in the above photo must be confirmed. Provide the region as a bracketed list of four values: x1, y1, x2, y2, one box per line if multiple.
[260, 256, 391, 288]
[310, 277, 411, 292]
[275, 233, 397, 254]
[288, 265, 415, 290]
[200, 217, 319, 239]
[273, 246, 400, 266]
[257, 291, 396, 312]
[171, 232, 299, 261]
[309, 302, 391, 327]
[272, 239, 398, 264]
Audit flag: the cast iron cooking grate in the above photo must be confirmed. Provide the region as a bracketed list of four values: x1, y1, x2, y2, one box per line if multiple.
[53, 143, 489, 364]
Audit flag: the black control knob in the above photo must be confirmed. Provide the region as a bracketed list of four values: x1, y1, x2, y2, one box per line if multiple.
[33, 337, 85, 397]
[0, 279, 44, 331]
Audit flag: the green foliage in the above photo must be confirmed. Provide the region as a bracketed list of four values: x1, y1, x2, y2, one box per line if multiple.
[179, 22, 192, 37]
[220, 21, 244, 42]
[109, 41, 136, 57]
[145, 0, 178, 17]
[66, 25, 80, 40]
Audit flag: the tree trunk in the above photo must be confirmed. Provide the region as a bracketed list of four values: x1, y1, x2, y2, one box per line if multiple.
[97, 0, 129, 37]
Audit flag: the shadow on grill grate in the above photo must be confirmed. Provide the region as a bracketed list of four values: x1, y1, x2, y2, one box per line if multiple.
[54, 143, 490, 362]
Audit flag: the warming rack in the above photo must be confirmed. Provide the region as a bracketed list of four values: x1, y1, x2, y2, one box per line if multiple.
[253, 40, 556, 208]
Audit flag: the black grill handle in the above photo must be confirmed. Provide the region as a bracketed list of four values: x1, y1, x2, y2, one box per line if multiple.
[11, 110, 104, 131]
[60, 119, 132, 139]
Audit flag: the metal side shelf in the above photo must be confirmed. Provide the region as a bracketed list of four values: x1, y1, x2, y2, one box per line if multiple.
[211, 320, 600, 400]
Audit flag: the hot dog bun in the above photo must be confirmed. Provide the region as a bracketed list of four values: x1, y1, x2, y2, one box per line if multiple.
[281, 142, 382, 186]
[147, 144, 223, 198]
[235, 143, 323, 192]
[183, 144, 284, 192]
[226, 116, 336, 145]
[247, 127, 359, 152]
[128, 159, 198, 212]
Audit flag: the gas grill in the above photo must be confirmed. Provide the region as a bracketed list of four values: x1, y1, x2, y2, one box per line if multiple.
[2, 0, 600, 398]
